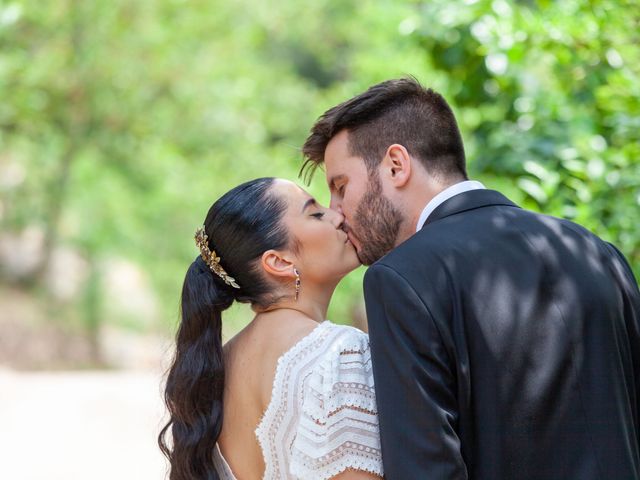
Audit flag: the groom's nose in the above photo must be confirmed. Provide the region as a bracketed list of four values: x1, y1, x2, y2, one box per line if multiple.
[329, 209, 345, 228]
[329, 195, 342, 214]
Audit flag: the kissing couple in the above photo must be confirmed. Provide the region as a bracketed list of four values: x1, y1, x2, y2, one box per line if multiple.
[159, 78, 640, 479]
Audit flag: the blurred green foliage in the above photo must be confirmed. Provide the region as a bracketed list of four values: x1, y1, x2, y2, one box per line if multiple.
[415, 0, 640, 268]
[1, 0, 638, 342]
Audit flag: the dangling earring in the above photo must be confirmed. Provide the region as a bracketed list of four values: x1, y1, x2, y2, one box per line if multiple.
[294, 267, 301, 301]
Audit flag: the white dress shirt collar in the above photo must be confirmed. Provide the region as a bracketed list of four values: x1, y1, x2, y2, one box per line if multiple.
[416, 180, 486, 232]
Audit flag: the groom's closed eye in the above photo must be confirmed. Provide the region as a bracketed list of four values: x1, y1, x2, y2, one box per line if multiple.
[329, 175, 346, 196]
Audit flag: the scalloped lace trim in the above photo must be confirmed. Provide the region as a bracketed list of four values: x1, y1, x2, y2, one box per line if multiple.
[291, 454, 384, 480]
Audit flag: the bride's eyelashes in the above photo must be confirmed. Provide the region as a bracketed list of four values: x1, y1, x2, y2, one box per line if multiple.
[310, 212, 325, 219]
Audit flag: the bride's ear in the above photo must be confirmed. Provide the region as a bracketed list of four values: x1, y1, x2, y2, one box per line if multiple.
[260, 249, 296, 280]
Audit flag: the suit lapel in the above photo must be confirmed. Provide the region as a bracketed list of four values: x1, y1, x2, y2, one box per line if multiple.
[422, 189, 520, 229]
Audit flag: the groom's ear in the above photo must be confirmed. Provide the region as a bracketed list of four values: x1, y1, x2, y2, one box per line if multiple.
[382, 143, 411, 188]
[260, 250, 296, 280]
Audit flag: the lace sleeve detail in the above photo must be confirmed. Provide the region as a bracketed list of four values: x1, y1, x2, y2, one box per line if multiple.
[290, 327, 384, 479]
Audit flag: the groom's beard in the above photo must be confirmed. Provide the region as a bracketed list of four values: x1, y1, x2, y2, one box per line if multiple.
[351, 175, 403, 266]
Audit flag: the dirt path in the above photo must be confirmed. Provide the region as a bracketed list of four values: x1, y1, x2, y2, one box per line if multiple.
[0, 369, 168, 480]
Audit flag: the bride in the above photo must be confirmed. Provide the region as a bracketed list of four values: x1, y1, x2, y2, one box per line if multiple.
[159, 177, 384, 479]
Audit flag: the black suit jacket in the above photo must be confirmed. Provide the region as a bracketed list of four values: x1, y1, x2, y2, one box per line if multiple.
[364, 189, 640, 479]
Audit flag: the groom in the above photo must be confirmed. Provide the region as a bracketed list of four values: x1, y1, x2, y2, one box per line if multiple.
[302, 78, 640, 479]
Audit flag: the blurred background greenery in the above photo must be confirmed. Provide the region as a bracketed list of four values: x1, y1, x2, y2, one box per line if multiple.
[1, 0, 638, 369]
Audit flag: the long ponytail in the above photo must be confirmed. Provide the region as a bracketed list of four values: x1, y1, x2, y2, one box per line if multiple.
[158, 177, 291, 479]
[159, 257, 234, 480]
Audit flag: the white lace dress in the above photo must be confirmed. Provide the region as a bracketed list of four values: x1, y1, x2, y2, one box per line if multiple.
[213, 320, 384, 479]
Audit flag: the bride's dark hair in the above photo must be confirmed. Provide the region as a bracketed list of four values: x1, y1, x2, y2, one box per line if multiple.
[158, 177, 290, 480]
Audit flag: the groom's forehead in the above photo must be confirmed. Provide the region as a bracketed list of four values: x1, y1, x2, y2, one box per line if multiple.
[325, 130, 351, 160]
[325, 133, 365, 174]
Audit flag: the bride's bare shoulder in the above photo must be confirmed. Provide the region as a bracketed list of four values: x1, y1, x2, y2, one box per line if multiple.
[254, 311, 318, 348]
[224, 311, 320, 363]
[223, 311, 322, 408]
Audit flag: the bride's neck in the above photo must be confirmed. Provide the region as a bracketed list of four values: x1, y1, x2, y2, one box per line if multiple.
[256, 282, 336, 324]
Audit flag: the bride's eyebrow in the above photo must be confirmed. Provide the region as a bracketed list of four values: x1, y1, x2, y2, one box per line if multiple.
[302, 198, 317, 213]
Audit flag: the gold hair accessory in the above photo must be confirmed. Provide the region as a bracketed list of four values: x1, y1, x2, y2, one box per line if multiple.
[194, 227, 241, 289]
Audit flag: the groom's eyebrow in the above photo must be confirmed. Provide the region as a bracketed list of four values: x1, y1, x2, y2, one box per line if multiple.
[302, 198, 316, 212]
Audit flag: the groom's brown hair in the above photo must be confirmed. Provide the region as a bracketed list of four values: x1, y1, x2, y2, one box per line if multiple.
[301, 77, 468, 182]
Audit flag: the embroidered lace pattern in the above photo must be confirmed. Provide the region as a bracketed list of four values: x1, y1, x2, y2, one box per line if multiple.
[213, 321, 383, 479]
